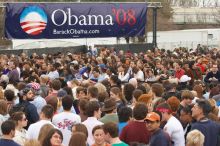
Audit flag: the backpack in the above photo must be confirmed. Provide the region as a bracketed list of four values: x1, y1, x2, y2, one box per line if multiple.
[9, 103, 27, 116]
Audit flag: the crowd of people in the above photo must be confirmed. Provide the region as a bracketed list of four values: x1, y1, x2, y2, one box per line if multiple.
[0, 45, 220, 146]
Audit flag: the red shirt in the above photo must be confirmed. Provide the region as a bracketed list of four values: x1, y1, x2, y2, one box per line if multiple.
[120, 121, 150, 145]
[175, 69, 185, 79]
[196, 64, 205, 73]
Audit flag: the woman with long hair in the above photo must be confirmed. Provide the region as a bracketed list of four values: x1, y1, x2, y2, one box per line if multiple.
[0, 100, 10, 137]
[10, 112, 28, 145]
[69, 132, 87, 146]
[42, 128, 63, 146]
[38, 124, 54, 144]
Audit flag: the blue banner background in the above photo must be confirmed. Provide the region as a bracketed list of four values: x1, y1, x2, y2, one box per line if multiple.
[5, 3, 147, 39]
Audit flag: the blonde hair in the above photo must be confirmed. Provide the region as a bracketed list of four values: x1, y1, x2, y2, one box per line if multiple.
[94, 83, 106, 94]
[186, 130, 204, 146]
[24, 139, 41, 146]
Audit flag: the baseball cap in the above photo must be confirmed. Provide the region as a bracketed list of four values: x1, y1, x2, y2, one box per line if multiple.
[144, 112, 160, 122]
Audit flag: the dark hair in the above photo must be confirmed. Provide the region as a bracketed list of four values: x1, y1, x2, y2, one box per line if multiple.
[137, 85, 146, 94]
[133, 103, 148, 120]
[50, 79, 61, 91]
[123, 83, 135, 102]
[110, 75, 121, 87]
[47, 96, 58, 112]
[4, 89, 15, 101]
[42, 129, 63, 146]
[181, 105, 193, 115]
[69, 132, 87, 146]
[102, 122, 118, 138]
[41, 105, 54, 119]
[118, 106, 132, 122]
[63, 86, 73, 97]
[10, 112, 24, 125]
[156, 103, 172, 114]
[92, 125, 103, 135]
[85, 101, 100, 117]
[79, 99, 88, 115]
[196, 99, 212, 116]
[1, 120, 16, 135]
[151, 83, 164, 97]
[87, 86, 98, 99]
[62, 95, 73, 111]
[133, 89, 143, 101]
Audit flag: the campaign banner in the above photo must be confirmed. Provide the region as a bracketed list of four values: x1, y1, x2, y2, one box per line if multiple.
[5, 3, 147, 39]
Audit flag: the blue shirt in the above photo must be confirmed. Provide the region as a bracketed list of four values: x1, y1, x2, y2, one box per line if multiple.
[118, 122, 128, 135]
[191, 119, 220, 146]
[0, 139, 20, 146]
[149, 129, 171, 146]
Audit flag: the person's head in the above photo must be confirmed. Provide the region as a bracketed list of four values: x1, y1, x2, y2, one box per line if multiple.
[186, 130, 204, 146]
[78, 99, 89, 116]
[156, 103, 172, 121]
[20, 87, 35, 102]
[102, 122, 119, 143]
[69, 132, 87, 146]
[1, 120, 16, 138]
[132, 89, 143, 102]
[101, 98, 117, 114]
[166, 96, 180, 113]
[10, 112, 27, 128]
[92, 125, 105, 146]
[123, 83, 135, 102]
[50, 79, 61, 91]
[72, 123, 88, 138]
[62, 95, 73, 111]
[137, 93, 153, 112]
[192, 99, 212, 121]
[144, 112, 161, 132]
[87, 86, 98, 99]
[180, 105, 193, 125]
[181, 90, 194, 106]
[118, 106, 132, 123]
[110, 87, 122, 101]
[94, 83, 107, 94]
[133, 102, 148, 120]
[42, 128, 63, 146]
[76, 87, 87, 99]
[85, 101, 101, 118]
[38, 124, 54, 144]
[47, 96, 58, 113]
[40, 105, 54, 120]
[151, 83, 164, 97]
[0, 100, 8, 116]
[4, 89, 15, 101]
[211, 64, 218, 74]
[24, 139, 41, 146]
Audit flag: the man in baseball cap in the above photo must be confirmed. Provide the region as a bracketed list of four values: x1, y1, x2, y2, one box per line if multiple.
[145, 112, 171, 146]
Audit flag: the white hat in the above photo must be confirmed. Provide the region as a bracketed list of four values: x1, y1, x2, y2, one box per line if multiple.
[179, 75, 191, 83]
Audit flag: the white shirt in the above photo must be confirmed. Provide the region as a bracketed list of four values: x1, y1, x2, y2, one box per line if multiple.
[164, 116, 185, 146]
[82, 117, 103, 146]
[52, 112, 81, 146]
[13, 128, 27, 145]
[134, 70, 144, 81]
[27, 120, 54, 140]
[47, 70, 59, 80]
[118, 72, 130, 82]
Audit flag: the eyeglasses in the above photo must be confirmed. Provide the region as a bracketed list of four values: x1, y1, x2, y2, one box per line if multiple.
[22, 118, 27, 121]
